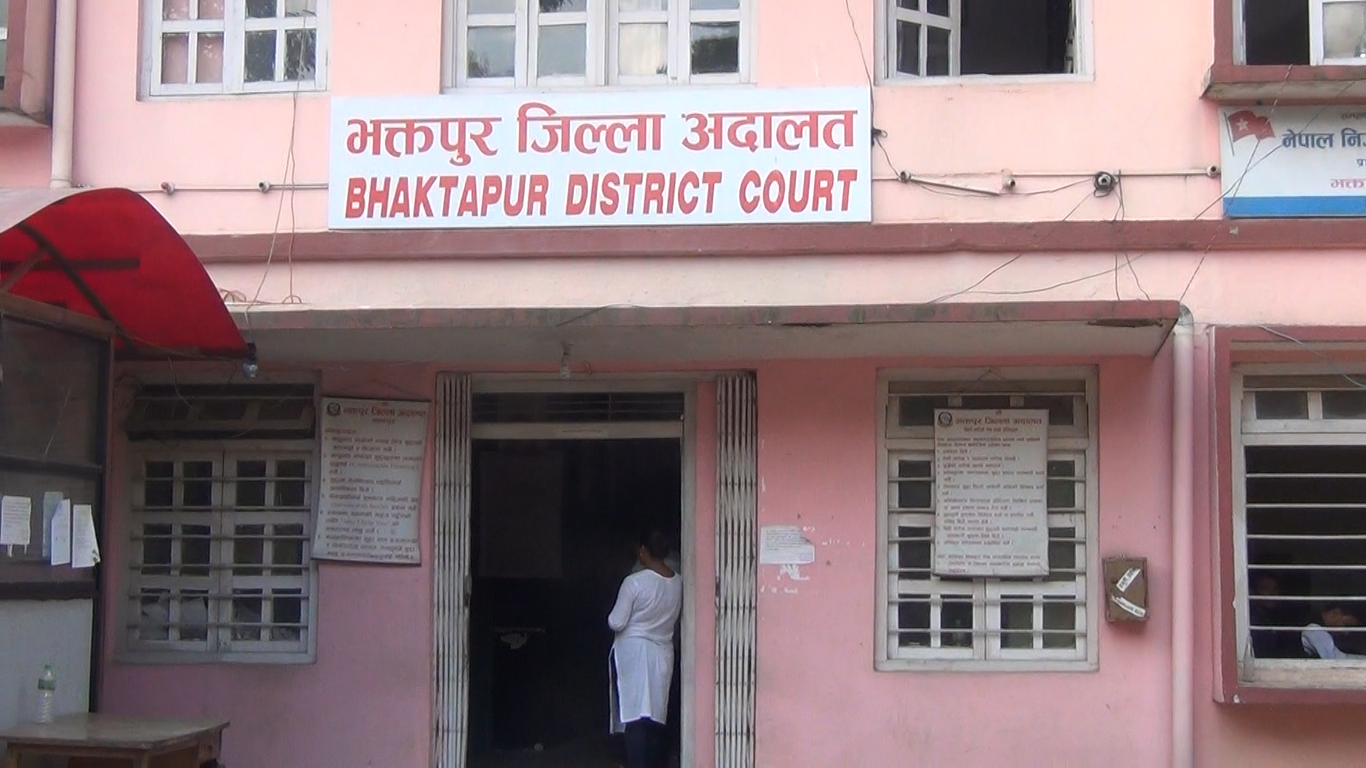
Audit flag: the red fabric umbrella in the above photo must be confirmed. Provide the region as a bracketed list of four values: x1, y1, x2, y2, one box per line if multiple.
[0, 187, 248, 359]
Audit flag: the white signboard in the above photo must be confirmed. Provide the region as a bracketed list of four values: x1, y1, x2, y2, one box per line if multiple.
[933, 409, 1049, 577]
[328, 87, 871, 229]
[315, 397, 430, 564]
[1219, 106, 1366, 217]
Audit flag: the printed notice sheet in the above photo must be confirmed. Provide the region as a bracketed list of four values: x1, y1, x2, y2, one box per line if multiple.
[932, 409, 1050, 577]
[314, 397, 430, 564]
[759, 526, 816, 565]
[1, 495, 32, 550]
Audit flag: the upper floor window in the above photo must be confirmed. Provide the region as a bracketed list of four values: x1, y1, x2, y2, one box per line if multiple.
[0, 0, 9, 91]
[444, 0, 748, 89]
[875, 371, 1097, 671]
[882, 0, 1081, 80]
[143, 0, 330, 97]
[1241, 0, 1366, 66]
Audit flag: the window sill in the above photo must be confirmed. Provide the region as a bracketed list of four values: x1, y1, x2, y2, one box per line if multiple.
[1204, 63, 1366, 102]
[115, 650, 316, 665]
[140, 86, 329, 103]
[1226, 663, 1366, 703]
[876, 657, 1097, 673]
[876, 73, 1093, 88]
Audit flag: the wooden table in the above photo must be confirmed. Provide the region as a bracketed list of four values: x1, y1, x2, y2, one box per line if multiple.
[0, 713, 227, 768]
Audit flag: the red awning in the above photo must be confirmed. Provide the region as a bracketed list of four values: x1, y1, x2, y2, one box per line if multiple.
[0, 187, 248, 359]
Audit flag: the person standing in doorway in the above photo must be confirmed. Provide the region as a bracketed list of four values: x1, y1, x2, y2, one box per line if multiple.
[608, 529, 684, 768]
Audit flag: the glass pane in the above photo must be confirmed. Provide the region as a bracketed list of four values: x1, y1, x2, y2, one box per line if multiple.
[161, 34, 190, 85]
[1021, 395, 1076, 426]
[181, 524, 212, 577]
[196, 32, 224, 83]
[692, 0, 738, 8]
[1000, 597, 1034, 649]
[1322, 2, 1366, 59]
[897, 0, 918, 8]
[183, 461, 214, 507]
[898, 395, 951, 427]
[234, 524, 265, 576]
[961, 394, 1010, 409]
[1048, 527, 1077, 573]
[272, 592, 303, 641]
[690, 22, 738, 74]
[197, 0, 224, 19]
[540, 0, 586, 11]
[245, 30, 276, 82]
[1323, 390, 1366, 418]
[1047, 460, 1077, 510]
[144, 462, 175, 507]
[896, 526, 931, 575]
[896, 21, 920, 74]
[619, 23, 668, 76]
[467, 26, 515, 77]
[245, 0, 276, 18]
[200, 398, 248, 421]
[138, 591, 171, 640]
[236, 460, 267, 507]
[274, 524, 306, 568]
[163, 0, 191, 20]
[276, 460, 308, 507]
[233, 591, 263, 640]
[897, 599, 930, 647]
[1254, 391, 1308, 419]
[284, 28, 316, 80]
[285, 0, 317, 16]
[538, 24, 587, 76]
[178, 592, 209, 641]
[620, 0, 667, 9]
[926, 0, 949, 15]
[896, 461, 931, 509]
[470, 0, 514, 12]
[141, 524, 173, 575]
[1043, 600, 1077, 649]
[941, 597, 974, 647]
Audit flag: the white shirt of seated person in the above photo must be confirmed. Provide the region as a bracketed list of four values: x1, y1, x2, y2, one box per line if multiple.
[1302, 606, 1366, 660]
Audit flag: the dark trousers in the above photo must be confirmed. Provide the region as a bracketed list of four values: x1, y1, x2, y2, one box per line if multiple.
[623, 717, 668, 768]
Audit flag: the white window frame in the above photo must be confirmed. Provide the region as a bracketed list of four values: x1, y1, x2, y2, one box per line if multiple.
[121, 441, 320, 664]
[874, 367, 1099, 672]
[443, 0, 751, 90]
[1233, 365, 1366, 688]
[876, 0, 1092, 84]
[140, 0, 331, 98]
[1310, 0, 1366, 66]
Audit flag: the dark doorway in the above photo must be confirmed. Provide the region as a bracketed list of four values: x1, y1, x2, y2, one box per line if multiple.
[467, 438, 684, 768]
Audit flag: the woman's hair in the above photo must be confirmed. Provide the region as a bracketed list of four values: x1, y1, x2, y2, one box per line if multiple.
[639, 528, 672, 560]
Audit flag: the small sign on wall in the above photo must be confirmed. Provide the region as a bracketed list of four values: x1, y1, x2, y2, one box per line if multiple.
[1104, 556, 1149, 623]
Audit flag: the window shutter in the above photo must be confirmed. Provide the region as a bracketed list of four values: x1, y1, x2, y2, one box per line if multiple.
[715, 372, 757, 768]
[433, 373, 473, 768]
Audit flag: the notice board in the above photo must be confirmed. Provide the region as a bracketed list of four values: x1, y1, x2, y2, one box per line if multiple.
[932, 409, 1049, 577]
[314, 397, 430, 564]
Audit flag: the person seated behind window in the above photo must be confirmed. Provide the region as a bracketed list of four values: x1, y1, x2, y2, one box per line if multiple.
[1249, 572, 1307, 658]
[1302, 603, 1366, 660]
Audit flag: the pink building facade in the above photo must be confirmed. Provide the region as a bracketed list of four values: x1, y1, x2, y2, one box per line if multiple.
[6, 1, 1366, 766]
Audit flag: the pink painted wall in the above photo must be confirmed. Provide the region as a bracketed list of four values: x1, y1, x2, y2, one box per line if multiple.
[0, 0, 1222, 230]
[101, 363, 437, 768]
[750, 356, 1172, 765]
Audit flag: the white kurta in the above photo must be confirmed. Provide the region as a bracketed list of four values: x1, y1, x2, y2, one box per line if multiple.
[607, 569, 683, 733]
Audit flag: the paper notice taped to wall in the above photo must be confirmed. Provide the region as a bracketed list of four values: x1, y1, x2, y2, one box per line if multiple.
[759, 526, 815, 565]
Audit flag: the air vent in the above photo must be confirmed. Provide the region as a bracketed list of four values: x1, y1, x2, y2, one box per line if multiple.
[126, 383, 315, 442]
[472, 392, 685, 424]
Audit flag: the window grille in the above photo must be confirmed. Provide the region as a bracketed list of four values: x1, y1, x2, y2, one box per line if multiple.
[878, 373, 1096, 668]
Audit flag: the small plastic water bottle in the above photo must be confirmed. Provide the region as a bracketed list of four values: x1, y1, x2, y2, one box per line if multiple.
[36, 664, 56, 724]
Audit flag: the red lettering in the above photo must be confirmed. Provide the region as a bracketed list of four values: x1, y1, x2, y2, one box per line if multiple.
[527, 174, 549, 216]
[345, 177, 366, 218]
[390, 176, 411, 218]
[701, 171, 722, 213]
[414, 176, 436, 217]
[367, 176, 391, 218]
[739, 170, 761, 214]
[762, 171, 784, 214]
[566, 173, 589, 216]
[621, 173, 644, 215]
[677, 172, 700, 215]
[811, 170, 834, 212]
[481, 175, 503, 216]
[457, 176, 479, 216]
[601, 172, 621, 215]
[836, 169, 858, 212]
[503, 175, 528, 216]
[643, 172, 667, 215]
[440, 176, 459, 216]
